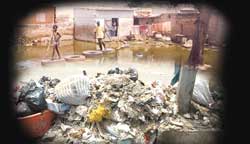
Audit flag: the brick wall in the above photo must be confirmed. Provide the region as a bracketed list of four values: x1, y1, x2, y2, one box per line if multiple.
[150, 13, 197, 38]
[207, 13, 227, 46]
[16, 7, 74, 46]
[174, 14, 197, 39]
[21, 7, 55, 25]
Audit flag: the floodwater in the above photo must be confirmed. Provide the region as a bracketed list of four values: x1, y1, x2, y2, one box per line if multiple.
[14, 39, 221, 85]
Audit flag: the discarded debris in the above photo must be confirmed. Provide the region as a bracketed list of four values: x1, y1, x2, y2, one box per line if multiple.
[16, 101, 33, 117]
[183, 113, 192, 119]
[29, 69, 223, 143]
[46, 99, 71, 114]
[14, 80, 48, 117]
[75, 105, 88, 116]
[55, 75, 91, 105]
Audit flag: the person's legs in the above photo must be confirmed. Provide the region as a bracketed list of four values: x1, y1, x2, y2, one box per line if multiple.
[54, 44, 61, 59]
[170, 63, 181, 86]
[101, 39, 106, 50]
[98, 38, 103, 51]
[51, 45, 55, 60]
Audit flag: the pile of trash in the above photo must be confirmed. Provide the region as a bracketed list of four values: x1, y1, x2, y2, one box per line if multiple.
[14, 80, 48, 117]
[13, 76, 65, 118]
[14, 67, 223, 143]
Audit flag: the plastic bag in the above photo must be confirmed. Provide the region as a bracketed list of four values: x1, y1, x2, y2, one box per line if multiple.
[16, 101, 34, 117]
[192, 78, 215, 107]
[107, 67, 123, 75]
[55, 75, 90, 105]
[46, 100, 71, 114]
[24, 87, 48, 112]
[107, 67, 138, 82]
[125, 67, 138, 82]
[49, 78, 61, 88]
[19, 80, 37, 99]
[39, 76, 51, 85]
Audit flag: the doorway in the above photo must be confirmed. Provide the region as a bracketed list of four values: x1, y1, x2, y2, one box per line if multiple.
[111, 18, 118, 37]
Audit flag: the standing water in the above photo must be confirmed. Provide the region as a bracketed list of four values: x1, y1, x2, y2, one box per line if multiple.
[15, 39, 221, 85]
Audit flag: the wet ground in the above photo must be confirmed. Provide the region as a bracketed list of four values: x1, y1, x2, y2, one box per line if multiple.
[14, 39, 221, 84]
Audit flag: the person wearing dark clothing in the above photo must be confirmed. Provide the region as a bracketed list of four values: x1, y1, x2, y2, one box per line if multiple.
[170, 48, 182, 86]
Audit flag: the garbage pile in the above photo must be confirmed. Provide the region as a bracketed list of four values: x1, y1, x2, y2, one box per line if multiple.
[32, 67, 223, 144]
[14, 80, 48, 117]
[39, 76, 72, 114]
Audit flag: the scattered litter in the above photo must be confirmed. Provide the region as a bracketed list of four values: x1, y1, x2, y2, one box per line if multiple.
[14, 69, 223, 143]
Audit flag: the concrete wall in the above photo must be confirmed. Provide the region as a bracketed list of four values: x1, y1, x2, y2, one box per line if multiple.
[74, 8, 134, 41]
[74, 8, 96, 41]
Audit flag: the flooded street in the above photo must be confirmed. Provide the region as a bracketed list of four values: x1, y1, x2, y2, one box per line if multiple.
[15, 39, 221, 85]
[10, 3, 227, 143]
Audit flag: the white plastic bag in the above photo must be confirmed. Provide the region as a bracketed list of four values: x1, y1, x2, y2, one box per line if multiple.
[46, 99, 71, 114]
[54, 75, 90, 105]
[192, 77, 215, 107]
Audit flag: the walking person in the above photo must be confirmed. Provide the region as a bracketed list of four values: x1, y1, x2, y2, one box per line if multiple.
[94, 21, 106, 51]
[51, 24, 62, 60]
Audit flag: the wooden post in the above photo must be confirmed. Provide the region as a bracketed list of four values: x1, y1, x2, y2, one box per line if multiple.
[177, 6, 210, 114]
[177, 65, 197, 114]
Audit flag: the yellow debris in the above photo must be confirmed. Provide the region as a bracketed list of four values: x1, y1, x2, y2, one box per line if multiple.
[88, 104, 110, 123]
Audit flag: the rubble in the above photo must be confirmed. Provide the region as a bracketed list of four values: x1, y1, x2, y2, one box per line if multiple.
[33, 68, 223, 143]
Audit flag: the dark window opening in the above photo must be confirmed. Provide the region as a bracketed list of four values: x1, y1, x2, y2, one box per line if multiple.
[110, 18, 118, 37]
[134, 17, 139, 25]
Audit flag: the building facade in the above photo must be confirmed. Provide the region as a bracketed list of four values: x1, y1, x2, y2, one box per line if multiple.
[74, 8, 134, 42]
